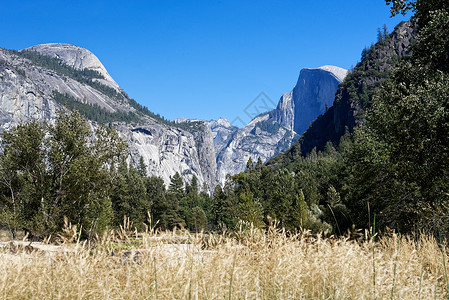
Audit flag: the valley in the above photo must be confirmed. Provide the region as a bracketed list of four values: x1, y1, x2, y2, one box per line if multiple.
[1, 0, 449, 298]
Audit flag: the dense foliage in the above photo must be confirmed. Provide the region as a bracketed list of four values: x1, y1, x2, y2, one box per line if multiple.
[53, 91, 141, 124]
[0, 112, 209, 236]
[0, 111, 127, 238]
[0, 111, 214, 236]
[347, 0, 449, 233]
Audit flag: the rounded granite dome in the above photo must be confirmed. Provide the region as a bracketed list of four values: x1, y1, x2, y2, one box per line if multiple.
[316, 65, 349, 82]
[21, 43, 119, 89]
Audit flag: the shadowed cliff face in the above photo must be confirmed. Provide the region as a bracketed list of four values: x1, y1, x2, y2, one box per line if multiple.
[273, 66, 348, 136]
[291, 67, 347, 135]
[268, 21, 417, 169]
[207, 65, 347, 185]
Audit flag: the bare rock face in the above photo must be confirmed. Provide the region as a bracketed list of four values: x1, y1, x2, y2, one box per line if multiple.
[213, 114, 298, 185]
[0, 44, 218, 190]
[176, 121, 218, 191]
[24, 43, 120, 92]
[119, 123, 216, 190]
[207, 118, 238, 154]
[0, 51, 59, 129]
[274, 92, 294, 132]
[0, 46, 122, 114]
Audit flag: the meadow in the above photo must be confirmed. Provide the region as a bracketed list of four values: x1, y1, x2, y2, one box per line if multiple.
[0, 223, 448, 299]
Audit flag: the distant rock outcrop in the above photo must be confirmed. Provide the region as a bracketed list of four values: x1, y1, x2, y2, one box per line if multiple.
[207, 118, 238, 154]
[214, 114, 297, 185]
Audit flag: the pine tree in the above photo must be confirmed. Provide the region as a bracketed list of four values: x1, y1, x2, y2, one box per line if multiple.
[169, 172, 184, 197]
[111, 163, 149, 229]
[245, 157, 254, 172]
[145, 176, 169, 229]
[255, 157, 263, 172]
[211, 185, 235, 230]
[164, 192, 185, 229]
[137, 156, 147, 177]
[166, 172, 186, 229]
[382, 24, 389, 39]
[377, 27, 383, 42]
[188, 206, 207, 232]
[290, 190, 308, 229]
[237, 189, 264, 228]
[199, 182, 212, 221]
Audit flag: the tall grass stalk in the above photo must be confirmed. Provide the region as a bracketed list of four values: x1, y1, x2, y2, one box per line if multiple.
[328, 204, 341, 236]
[390, 233, 400, 300]
[372, 213, 377, 300]
[435, 270, 440, 300]
[419, 257, 425, 300]
[228, 251, 237, 300]
[154, 257, 158, 300]
[439, 231, 449, 299]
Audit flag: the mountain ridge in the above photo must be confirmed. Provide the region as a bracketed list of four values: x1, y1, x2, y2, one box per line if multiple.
[23, 43, 120, 92]
[0, 42, 347, 188]
[202, 65, 348, 184]
[0, 45, 219, 190]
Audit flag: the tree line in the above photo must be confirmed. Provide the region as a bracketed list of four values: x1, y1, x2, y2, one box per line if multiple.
[0, 110, 345, 237]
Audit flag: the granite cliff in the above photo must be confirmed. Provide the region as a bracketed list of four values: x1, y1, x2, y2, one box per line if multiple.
[273, 65, 348, 135]
[0, 43, 218, 190]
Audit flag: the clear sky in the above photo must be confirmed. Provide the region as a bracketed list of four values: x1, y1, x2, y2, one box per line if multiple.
[1, 1, 409, 125]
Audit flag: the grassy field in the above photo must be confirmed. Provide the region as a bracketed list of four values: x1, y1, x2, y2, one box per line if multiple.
[0, 225, 448, 299]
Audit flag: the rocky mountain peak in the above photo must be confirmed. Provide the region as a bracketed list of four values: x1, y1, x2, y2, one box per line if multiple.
[210, 117, 233, 128]
[23, 43, 120, 91]
[316, 65, 349, 82]
[1, 41, 348, 189]
[273, 65, 348, 136]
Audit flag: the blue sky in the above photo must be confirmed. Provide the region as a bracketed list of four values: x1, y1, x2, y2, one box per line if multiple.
[1, 1, 409, 125]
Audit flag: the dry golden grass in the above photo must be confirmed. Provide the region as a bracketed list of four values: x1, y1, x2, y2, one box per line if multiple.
[0, 226, 448, 299]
